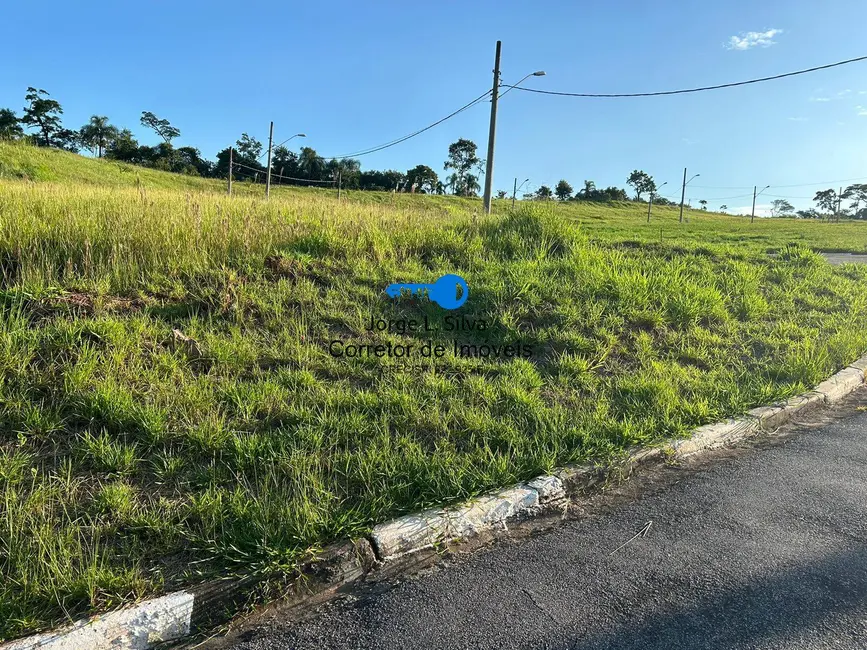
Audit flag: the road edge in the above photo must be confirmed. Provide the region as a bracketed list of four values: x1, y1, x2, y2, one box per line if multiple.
[4, 355, 866, 649]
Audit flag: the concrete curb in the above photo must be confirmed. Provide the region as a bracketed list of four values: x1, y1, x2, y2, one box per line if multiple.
[4, 355, 865, 649]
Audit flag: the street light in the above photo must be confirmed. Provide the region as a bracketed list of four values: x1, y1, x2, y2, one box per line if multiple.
[647, 181, 668, 223]
[679, 170, 700, 223]
[512, 177, 530, 209]
[750, 185, 770, 223]
[498, 71, 546, 100]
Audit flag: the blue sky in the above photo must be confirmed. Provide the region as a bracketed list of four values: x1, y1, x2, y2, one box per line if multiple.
[3, 0, 866, 214]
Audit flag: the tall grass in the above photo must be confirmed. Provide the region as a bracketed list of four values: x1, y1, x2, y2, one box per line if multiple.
[1, 146, 867, 640]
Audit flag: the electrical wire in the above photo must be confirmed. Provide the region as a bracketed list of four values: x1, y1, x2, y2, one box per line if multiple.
[317, 89, 492, 159]
[501, 55, 867, 98]
[232, 161, 336, 184]
[691, 176, 867, 191]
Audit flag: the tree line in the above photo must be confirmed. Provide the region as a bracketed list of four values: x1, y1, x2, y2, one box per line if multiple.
[4, 87, 863, 217]
[0, 87, 653, 204]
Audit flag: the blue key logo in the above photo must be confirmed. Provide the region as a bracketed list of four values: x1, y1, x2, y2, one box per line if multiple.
[385, 274, 469, 310]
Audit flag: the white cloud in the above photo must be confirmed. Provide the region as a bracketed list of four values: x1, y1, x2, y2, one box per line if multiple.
[857, 105, 867, 116]
[810, 96, 831, 102]
[725, 29, 783, 50]
[788, 117, 808, 122]
[682, 137, 698, 145]
[838, 89, 852, 96]
[859, 91, 867, 95]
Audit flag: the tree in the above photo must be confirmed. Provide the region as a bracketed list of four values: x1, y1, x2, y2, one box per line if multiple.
[53, 128, 80, 153]
[78, 115, 117, 157]
[576, 180, 596, 200]
[444, 138, 482, 196]
[843, 183, 867, 218]
[405, 164, 439, 194]
[770, 199, 795, 217]
[813, 189, 838, 216]
[699, 199, 708, 210]
[235, 133, 262, 160]
[555, 179, 573, 201]
[105, 128, 141, 162]
[496, 190, 508, 200]
[298, 147, 325, 180]
[22, 87, 63, 147]
[797, 208, 821, 219]
[535, 185, 553, 200]
[0, 109, 23, 140]
[719, 205, 728, 213]
[140, 111, 180, 143]
[271, 145, 300, 181]
[626, 170, 656, 201]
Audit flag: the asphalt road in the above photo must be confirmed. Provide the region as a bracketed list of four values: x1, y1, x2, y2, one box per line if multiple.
[229, 390, 867, 650]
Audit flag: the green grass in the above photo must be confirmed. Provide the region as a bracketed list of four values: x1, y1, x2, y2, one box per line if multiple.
[2, 143, 867, 640]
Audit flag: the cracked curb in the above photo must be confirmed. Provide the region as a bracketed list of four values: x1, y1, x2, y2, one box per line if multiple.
[4, 354, 865, 649]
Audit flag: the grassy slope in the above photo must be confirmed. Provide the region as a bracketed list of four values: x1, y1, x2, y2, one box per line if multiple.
[2, 144, 867, 638]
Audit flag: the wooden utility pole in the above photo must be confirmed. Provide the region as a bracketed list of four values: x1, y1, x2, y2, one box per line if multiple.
[227, 147, 233, 195]
[337, 172, 342, 200]
[265, 121, 274, 199]
[678, 167, 687, 223]
[511, 177, 518, 210]
[647, 192, 654, 223]
[482, 40, 502, 215]
[751, 185, 758, 223]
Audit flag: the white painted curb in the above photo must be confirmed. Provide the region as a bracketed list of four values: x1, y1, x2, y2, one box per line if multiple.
[1, 591, 193, 650]
[4, 354, 865, 649]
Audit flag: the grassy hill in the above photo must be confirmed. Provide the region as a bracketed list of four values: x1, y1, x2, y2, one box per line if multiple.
[2, 143, 867, 640]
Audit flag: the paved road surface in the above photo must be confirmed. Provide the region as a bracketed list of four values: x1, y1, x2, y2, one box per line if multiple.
[821, 253, 867, 266]
[229, 390, 867, 649]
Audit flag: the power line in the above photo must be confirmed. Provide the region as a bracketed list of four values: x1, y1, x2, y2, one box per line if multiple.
[317, 90, 492, 159]
[502, 54, 867, 98]
[232, 161, 336, 184]
[692, 176, 867, 191]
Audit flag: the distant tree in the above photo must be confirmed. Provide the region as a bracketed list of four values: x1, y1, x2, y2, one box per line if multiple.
[0, 108, 23, 140]
[444, 138, 482, 196]
[598, 186, 629, 202]
[53, 128, 81, 153]
[813, 189, 838, 217]
[796, 208, 821, 219]
[555, 179, 574, 200]
[719, 204, 728, 213]
[140, 111, 180, 144]
[535, 185, 553, 200]
[329, 158, 361, 189]
[406, 164, 439, 194]
[496, 190, 508, 199]
[271, 145, 300, 181]
[298, 147, 325, 180]
[175, 146, 212, 176]
[78, 115, 117, 157]
[22, 87, 64, 147]
[235, 133, 262, 160]
[576, 180, 596, 200]
[843, 183, 867, 218]
[770, 199, 795, 217]
[699, 199, 708, 210]
[105, 128, 141, 162]
[626, 170, 656, 201]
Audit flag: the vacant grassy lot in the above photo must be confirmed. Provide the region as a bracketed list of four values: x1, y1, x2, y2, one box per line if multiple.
[1, 144, 867, 640]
